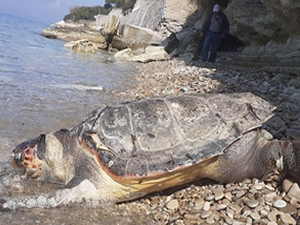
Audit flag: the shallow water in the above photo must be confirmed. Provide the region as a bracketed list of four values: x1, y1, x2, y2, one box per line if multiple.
[0, 13, 137, 159]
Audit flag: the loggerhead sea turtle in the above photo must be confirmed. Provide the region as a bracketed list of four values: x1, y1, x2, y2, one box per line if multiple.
[7, 93, 300, 208]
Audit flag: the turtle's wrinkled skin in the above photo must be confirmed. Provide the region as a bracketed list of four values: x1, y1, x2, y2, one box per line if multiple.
[9, 93, 300, 206]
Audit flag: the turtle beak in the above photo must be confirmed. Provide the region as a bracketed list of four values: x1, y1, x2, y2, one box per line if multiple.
[11, 134, 46, 168]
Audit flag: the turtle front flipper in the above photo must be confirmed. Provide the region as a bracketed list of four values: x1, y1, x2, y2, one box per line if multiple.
[11, 135, 46, 179]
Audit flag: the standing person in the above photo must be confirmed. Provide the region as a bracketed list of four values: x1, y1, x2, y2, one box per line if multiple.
[201, 4, 229, 63]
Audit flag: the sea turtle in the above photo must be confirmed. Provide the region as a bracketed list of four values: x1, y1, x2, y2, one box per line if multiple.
[7, 93, 300, 208]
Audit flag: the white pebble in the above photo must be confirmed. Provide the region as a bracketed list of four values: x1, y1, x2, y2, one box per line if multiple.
[273, 199, 287, 208]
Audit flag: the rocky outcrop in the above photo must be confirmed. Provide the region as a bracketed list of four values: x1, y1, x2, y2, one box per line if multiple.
[64, 39, 98, 53]
[41, 21, 107, 49]
[41, 0, 300, 66]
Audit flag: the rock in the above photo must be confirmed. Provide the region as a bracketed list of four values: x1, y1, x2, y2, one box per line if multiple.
[102, 15, 119, 39]
[205, 194, 214, 201]
[216, 204, 227, 211]
[280, 213, 296, 225]
[282, 179, 294, 193]
[250, 211, 260, 221]
[280, 203, 297, 214]
[273, 199, 287, 209]
[267, 210, 280, 222]
[287, 183, 300, 200]
[200, 210, 212, 219]
[265, 192, 277, 202]
[213, 188, 224, 201]
[235, 190, 245, 198]
[206, 215, 215, 224]
[120, 24, 164, 43]
[224, 192, 232, 201]
[203, 201, 210, 211]
[194, 199, 204, 207]
[41, 27, 107, 49]
[166, 199, 179, 210]
[245, 199, 259, 208]
[64, 39, 98, 53]
[267, 222, 278, 225]
[114, 46, 170, 63]
[253, 183, 264, 190]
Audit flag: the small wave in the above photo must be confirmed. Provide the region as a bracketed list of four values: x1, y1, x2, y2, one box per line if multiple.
[53, 83, 104, 91]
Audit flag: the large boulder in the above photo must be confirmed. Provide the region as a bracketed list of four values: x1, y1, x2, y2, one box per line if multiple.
[120, 24, 164, 43]
[114, 46, 170, 63]
[111, 24, 165, 52]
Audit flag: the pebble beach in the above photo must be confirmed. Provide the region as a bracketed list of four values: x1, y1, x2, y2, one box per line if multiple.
[115, 53, 300, 225]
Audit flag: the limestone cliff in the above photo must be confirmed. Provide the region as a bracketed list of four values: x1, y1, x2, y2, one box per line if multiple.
[225, 0, 300, 58]
[120, 0, 300, 67]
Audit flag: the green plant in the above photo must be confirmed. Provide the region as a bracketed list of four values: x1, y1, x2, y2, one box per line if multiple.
[64, 6, 110, 22]
[105, 0, 137, 12]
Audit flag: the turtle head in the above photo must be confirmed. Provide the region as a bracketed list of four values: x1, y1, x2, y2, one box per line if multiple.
[11, 129, 75, 184]
[281, 141, 300, 183]
[12, 134, 46, 169]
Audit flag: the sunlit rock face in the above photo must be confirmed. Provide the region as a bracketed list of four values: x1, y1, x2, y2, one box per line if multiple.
[225, 0, 300, 57]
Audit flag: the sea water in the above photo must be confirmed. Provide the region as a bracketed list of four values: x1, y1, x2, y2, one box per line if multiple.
[0, 13, 137, 158]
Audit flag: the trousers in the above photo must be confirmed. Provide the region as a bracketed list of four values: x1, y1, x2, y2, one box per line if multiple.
[201, 31, 222, 63]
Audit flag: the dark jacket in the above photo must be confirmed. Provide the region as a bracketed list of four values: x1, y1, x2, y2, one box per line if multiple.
[202, 12, 230, 36]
